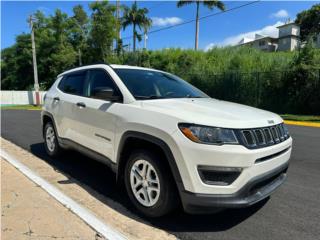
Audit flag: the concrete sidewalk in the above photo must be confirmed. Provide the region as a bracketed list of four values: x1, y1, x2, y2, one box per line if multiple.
[1, 159, 100, 240]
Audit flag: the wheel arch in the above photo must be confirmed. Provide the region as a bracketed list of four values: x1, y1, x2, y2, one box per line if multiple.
[116, 131, 184, 193]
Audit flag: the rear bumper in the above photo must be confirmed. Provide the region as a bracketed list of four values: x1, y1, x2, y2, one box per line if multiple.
[180, 161, 289, 214]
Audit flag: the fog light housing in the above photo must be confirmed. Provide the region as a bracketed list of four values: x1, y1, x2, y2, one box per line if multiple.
[198, 166, 242, 186]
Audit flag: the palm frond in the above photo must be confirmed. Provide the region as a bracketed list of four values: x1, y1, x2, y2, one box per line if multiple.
[177, 0, 195, 8]
[203, 0, 225, 11]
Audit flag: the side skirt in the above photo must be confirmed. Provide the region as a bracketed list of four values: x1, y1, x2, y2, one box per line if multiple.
[58, 137, 117, 173]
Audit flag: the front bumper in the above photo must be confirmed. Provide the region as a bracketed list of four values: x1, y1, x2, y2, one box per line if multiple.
[180, 161, 288, 213]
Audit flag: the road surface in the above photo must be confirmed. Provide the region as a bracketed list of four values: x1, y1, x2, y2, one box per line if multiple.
[1, 109, 320, 240]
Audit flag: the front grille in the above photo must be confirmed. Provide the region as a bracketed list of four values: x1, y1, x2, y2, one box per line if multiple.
[237, 123, 289, 149]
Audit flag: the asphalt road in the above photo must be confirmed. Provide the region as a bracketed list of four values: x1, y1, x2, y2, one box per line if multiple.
[1, 109, 320, 240]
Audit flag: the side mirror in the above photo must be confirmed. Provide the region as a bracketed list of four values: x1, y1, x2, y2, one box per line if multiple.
[92, 87, 121, 102]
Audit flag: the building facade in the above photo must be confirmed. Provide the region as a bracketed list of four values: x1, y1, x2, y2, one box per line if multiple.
[238, 22, 301, 52]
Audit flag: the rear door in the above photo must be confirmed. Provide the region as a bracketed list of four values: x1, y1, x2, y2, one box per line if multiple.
[54, 70, 88, 141]
[72, 68, 122, 162]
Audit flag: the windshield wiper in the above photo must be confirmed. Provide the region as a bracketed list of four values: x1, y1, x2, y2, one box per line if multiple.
[134, 95, 163, 100]
[184, 94, 203, 98]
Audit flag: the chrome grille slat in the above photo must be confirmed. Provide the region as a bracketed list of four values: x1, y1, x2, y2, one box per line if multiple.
[239, 123, 288, 149]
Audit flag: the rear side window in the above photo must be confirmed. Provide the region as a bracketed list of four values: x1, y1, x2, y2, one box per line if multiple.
[58, 72, 86, 96]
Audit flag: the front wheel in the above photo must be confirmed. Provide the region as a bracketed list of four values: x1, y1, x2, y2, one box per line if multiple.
[124, 149, 178, 217]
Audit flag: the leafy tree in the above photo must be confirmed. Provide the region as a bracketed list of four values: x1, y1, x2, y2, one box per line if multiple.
[89, 1, 118, 61]
[70, 5, 89, 65]
[295, 3, 320, 40]
[122, 1, 151, 51]
[177, 0, 225, 50]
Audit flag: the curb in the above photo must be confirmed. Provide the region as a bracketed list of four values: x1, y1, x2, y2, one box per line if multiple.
[0, 149, 128, 240]
[284, 120, 320, 128]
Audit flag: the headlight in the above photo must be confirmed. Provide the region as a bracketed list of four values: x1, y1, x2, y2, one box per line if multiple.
[178, 123, 238, 145]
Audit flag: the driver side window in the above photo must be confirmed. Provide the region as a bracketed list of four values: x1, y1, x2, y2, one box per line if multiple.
[85, 69, 119, 99]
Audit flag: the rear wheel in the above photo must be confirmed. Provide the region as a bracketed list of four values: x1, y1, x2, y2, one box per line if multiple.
[125, 149, 177, 217]
[44, 122, 62, 157]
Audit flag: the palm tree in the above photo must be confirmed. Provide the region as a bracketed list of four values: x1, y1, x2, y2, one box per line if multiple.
[122, 1, 151, 51]
[177, 0, 225, 50]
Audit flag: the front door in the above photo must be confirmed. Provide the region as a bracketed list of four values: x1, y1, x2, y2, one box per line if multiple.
[73, 68, 122, 163]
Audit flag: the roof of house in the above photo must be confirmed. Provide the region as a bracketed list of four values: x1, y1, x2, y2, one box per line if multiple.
[277, 22, 299, 29]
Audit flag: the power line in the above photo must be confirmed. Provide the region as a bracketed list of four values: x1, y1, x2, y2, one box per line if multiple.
[121, 1, 260, 41]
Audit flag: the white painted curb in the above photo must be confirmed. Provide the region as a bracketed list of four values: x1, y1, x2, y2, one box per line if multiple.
[1, 149, 128, 240]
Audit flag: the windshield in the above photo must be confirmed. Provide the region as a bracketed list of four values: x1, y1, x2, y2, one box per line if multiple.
[114, 68, 208, 100]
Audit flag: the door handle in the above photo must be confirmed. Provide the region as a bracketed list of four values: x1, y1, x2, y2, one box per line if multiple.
[76, 102, 86, 108]
[53, 97, 60, 102]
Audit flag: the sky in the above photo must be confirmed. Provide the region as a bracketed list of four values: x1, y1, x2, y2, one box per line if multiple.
[1, 1, 318, 51]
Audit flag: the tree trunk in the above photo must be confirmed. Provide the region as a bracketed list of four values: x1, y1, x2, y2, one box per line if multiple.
[133, 23, 136, 52]
[195, 2, 200, 50]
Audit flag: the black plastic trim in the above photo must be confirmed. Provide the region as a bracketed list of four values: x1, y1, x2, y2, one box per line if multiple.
[117, 131, 184, 191]
[180, 162, 289, 214]
[59, 137, 117, 172]
[255, 147, 291, 164]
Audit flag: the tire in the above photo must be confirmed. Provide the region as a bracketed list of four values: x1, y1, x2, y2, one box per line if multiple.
[124, 149, 178, 217]
[43, 121, 62, 157]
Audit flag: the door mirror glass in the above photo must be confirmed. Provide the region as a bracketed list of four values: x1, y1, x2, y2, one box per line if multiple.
[92, 87, 120, 102]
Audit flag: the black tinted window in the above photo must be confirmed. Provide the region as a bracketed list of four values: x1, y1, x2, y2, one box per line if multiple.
[58, 72, 85, 96]
[114, 69, 208, 100]
[85, 69, 119, 98]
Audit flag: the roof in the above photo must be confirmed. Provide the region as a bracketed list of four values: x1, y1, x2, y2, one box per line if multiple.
[238, 36, 277, 46]
[57, 64, 161, 78]
[277, 22, 299, 29]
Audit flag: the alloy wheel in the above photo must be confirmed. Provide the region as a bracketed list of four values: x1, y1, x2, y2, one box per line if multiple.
[130, 159, 160, 207]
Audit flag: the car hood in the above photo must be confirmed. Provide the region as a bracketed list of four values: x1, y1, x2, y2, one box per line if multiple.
[140, 98, 283, 129]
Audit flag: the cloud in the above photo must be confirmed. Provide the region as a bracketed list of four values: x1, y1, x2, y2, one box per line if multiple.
[205, 21, 284, 50]
[151, 17, 183, 27]
[270, 9, 289, 19]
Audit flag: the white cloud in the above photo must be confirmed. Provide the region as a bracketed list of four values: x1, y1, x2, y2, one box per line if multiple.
[205, 21, 284, 50]
[270, 9, 289, 19]
[151, 17, 183, 27]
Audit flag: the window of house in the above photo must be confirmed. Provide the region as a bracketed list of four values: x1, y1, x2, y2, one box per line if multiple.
[259, 40, 266, 46]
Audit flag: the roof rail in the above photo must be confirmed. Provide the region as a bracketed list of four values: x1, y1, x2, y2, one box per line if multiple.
[57, 62, 111, 78]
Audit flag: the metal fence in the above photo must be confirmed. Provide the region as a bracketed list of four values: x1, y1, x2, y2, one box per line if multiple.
[182, 68, 320, 114]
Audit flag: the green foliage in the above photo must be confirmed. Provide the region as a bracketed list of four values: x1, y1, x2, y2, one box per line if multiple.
[1, 1, 320, 114]
[118, 46, 320, 114]
[295, 3, 320, 40]
[89, 1, 117, 61]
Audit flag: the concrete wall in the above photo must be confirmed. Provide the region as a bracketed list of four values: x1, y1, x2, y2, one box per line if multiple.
[1, 91, 47, 105]
[277, 37, 299, 51]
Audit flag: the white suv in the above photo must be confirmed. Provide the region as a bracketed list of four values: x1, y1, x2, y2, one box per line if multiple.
[42, 64, 292, 217]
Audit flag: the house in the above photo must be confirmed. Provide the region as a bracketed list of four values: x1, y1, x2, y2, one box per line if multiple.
[239, 34, 278, 52]
[237, 22, 301, 52]
[277, 22, 300, 51]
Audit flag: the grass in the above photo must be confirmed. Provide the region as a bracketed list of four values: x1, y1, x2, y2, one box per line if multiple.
[1, 105, 42, 110]
[281, 114, 320, 122]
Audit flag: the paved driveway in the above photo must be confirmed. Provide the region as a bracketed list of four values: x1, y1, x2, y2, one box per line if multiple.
[2, 109, 320, 240]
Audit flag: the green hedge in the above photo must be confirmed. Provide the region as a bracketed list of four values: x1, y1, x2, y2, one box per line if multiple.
[111, 46, 320, 115]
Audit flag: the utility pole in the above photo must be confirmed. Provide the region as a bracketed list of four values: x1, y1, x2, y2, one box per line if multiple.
[144, 33, 148, 49]
[29, 15, 40, 106]
[116, 0, 121, 50]
[78, 48, 82, 66]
